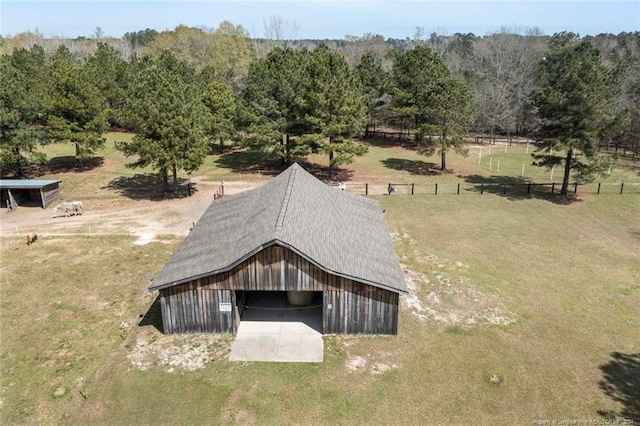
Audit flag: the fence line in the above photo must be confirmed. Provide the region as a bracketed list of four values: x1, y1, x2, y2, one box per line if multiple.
[213, 183, 224, 200]
[361, 130, 534, 146]
[361, 131, 638, 160]
[329, 181, 640, 196]
[598, 142, 639, 160]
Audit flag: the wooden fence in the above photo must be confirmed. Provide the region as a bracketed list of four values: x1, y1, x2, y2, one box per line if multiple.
[213, 183, 224, 200]
[361, 131, 638, 159]
[598, 142, 639, 160]
[361, 130, 534, 146]
[329, 181, 640, 196]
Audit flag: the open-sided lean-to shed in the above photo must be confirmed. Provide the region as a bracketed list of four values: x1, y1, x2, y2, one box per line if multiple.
[0, 179, 62, 209]
[149, 163, 407, 335]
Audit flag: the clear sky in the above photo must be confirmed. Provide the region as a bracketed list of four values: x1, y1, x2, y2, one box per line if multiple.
[1, 1, 638, 39]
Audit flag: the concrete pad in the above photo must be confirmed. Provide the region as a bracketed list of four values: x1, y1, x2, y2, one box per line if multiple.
[229, 291, 324, 362]
[229, 320, 323, 362]
[239, 321, 283, 334]
[280, 321, 321, 335]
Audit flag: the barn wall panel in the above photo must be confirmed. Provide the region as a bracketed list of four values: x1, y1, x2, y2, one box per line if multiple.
[160, 287, 237, 334]
[322, 290, 398, 335]
[42, 184, 61, 208]
[161, 245, 400, 335]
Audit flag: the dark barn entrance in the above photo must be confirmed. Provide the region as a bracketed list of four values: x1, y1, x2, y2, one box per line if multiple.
[0, 179, 62, 209]
[236, 291, 323, 333]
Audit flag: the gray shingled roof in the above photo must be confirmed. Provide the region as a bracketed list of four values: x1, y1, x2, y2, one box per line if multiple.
[149, 163, 407, 294]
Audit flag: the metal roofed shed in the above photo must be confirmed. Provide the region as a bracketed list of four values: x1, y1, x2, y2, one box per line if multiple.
[150, 163, 407, 335]
[0, 179, 62, 209]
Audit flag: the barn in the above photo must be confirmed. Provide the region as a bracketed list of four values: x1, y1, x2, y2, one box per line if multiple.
[149, 163, 407, 335]
[0, 179, 62, 209]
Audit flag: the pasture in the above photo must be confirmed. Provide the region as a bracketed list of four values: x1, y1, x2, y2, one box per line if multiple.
[1, 134, 638, 425]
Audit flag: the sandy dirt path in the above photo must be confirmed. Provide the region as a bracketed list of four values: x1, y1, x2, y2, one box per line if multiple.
[0, 180, 257, 245]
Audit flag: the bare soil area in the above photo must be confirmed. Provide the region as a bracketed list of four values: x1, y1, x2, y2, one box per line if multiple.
[0, 179, 257, 245]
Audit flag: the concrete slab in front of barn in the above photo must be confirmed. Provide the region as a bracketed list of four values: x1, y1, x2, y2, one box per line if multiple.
[228, 318, 323, 363]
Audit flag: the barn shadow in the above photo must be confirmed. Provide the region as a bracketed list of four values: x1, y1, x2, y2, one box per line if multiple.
[463, 174, 582, 205]
[138, 296, 164, 333]
[598, 352, 640, 422]
[381, 158, 440, 176]
[105, 173, 197, 201]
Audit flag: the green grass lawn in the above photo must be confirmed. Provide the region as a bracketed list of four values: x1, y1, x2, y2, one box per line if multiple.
[1, 134, 638, 424]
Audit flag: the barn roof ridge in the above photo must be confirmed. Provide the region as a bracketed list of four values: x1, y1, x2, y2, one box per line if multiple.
[150, 162, 407, 294]
[275, 162, 297, 230]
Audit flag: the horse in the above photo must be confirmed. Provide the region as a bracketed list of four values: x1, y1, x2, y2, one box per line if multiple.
[52, 201, 83, 217]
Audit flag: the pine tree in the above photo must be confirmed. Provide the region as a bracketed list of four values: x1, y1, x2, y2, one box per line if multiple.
[532, 33, 614, 195]
[84, 42, 129, 128]
[303, 45, 368, 176]
[391, 46, 473, 170]
[0, 47, 47, 176]
[117, 52, 208, 189]
[242, 47, 311, 165]
[45, 46, 108, 168]
[202, 80, 237, 152]
[356, 52, 389, 136]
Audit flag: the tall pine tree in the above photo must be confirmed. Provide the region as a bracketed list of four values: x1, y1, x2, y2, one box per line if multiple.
[242, 47, 311, 164]
[117, 52, 208, 189]
[532, 33, 614, 195]
[45, 46, 108, 168]
[303, 45, 368, 176]
[356, 52, 389, 137]
[202, 80, 237, 152]
[0, 47, 47, 176]
[391, 46, 473, 170]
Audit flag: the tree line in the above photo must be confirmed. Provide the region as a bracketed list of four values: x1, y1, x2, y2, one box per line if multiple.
[1, 24, 638, 194]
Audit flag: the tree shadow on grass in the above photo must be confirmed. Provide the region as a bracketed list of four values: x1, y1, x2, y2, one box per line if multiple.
[358, 135, 406, 148]
[381, 158, 440, 176]
[215, 149, 354, 182]
[215, 149, 283, 174]
[105, 173, 198, 201]
[598, 352, 640, 422]
[23, 156, 104, 177]
[296, 160, 354, 182]
[138, 296, 163, 333]
[463, 174, 582, 205]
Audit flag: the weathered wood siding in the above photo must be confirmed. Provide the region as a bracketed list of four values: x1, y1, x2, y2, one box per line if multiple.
[323, 291, 398, 334]
[42, 184, 61, 208]
[160, 284, 236, 334]
[195, 245, 373, 292]
[160, 245, 400, 335]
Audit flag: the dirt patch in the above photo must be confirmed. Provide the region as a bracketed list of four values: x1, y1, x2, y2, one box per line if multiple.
[0, 180, 257, 245]
[77, 402, 108, 422]
[396, 235, 515, 328]
[220, 389, 257, 425]
[402, 264, 515, 327]
[345, 356, 368, 372]
[127, 334, 233, 372]
[339, 336, 399, 375]
[345, 354, 398, 375]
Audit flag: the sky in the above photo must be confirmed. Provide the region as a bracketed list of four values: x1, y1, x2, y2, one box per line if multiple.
[1, 1, 638, 40]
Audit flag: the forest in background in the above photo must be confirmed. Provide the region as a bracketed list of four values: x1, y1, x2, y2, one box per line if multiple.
[1, 22, 638, 194]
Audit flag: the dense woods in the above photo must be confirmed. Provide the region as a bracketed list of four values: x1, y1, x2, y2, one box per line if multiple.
[1, 24, 638, 190]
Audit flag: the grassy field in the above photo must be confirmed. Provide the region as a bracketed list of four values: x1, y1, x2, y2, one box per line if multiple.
[1, 135, 638, 424]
